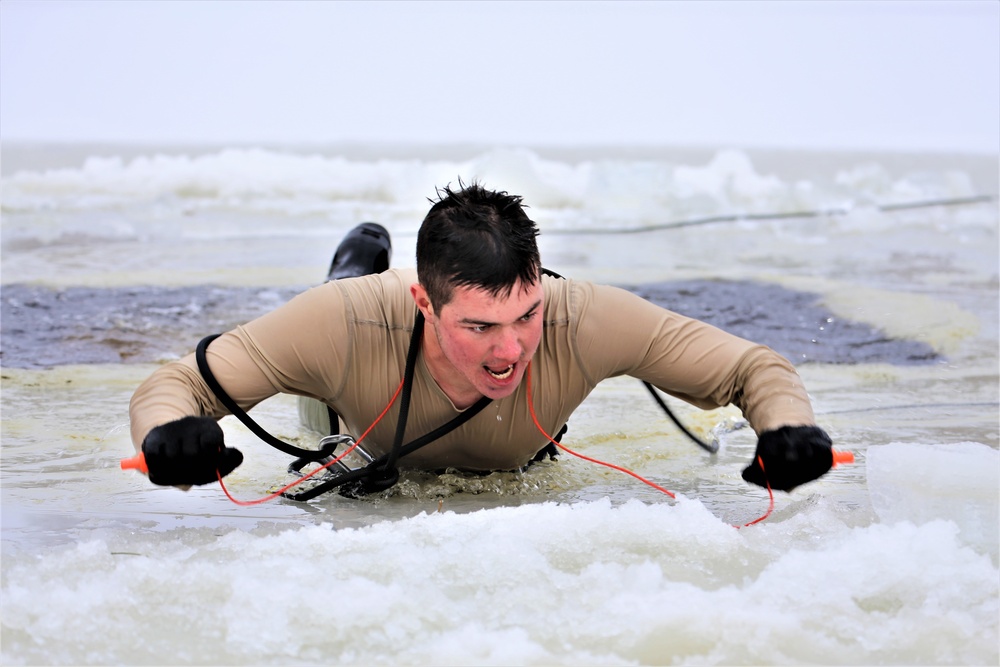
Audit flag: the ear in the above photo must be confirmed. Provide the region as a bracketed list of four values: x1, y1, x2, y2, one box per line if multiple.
[410, 283, 435, 320]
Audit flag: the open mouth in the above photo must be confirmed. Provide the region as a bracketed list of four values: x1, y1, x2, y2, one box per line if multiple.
[484, 364, 515, 380]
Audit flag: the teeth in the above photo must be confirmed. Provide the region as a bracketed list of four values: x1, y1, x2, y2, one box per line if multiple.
[486, 364, 514, 380]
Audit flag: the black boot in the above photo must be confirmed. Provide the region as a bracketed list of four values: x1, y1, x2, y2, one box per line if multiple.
[326, 222, 392, 281]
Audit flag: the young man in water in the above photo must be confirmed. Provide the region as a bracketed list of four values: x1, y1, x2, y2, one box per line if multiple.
[130, 182, 834, 493]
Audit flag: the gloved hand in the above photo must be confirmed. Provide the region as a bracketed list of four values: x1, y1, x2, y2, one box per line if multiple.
[141, 416, 243, 486]
[741, 425, 833, 492]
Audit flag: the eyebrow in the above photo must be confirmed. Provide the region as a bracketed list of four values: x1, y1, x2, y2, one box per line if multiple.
[459, 299, 542, 327]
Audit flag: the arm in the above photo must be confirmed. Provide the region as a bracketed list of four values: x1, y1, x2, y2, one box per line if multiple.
[128, 282, 352, 485]
[575, 283, 832, 491]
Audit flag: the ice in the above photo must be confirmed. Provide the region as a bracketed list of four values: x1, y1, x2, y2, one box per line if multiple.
[2, 499, 997, 665]
[867, 442, 999, 556]
[4, 147, 984, 230]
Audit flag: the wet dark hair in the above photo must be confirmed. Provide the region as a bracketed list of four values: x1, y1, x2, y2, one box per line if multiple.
[416, 181, 541, 309]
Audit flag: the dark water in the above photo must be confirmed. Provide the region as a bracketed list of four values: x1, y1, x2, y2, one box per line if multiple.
[630, 280, 940, 365]
[0, 280, 938, 369]
[0, 285, 301, 368]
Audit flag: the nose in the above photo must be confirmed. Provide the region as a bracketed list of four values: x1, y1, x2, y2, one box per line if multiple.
[492, 327, 523, 361]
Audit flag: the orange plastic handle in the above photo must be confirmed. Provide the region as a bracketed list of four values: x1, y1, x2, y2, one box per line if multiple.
[831, 449, 854, 468]
[120, 453, 148, 474]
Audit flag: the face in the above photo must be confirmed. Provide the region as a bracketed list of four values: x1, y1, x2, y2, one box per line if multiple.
[411, 279, 544, 405]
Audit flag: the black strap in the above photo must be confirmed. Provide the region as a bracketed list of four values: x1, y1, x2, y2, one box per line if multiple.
[385, 310, 425, 473]
[284, 312, 492, 500]
[286, 393, 492, 501]
[195, 315, 493, 501]
[642, 382, 718, 453]
[196, 334, 336, 461]
[198, 267, 717, 499]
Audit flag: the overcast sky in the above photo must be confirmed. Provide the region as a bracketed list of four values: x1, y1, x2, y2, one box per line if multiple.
[2, 0, 997, 153]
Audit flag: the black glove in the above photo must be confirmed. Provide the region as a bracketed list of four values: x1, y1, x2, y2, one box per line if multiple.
[741, 425, 833, 492]
[141, 416, 243, 486]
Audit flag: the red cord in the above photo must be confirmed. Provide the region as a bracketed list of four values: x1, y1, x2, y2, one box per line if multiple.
[217, 377, 406, 506]
[525, 361, 774, 527]
[216, 360, 776, 526]
[738, 456, 774, 528]
[525, 362, 676, 499]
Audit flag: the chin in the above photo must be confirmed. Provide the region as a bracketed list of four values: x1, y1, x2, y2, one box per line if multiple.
[485, 385, 520, 400]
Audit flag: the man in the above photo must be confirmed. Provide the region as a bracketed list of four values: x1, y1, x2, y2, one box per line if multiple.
[130, 182, 834, 493]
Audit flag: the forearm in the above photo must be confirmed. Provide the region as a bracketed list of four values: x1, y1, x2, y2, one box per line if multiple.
[127, 327, 287, 488]
[729, 344, 816, 435]
[577, 283, 816, 433]
[128, 355, 228, 451]
[640, 340, 816, 435]
[128, 315, 330, 450]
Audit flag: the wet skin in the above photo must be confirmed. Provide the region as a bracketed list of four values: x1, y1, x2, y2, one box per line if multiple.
[410, 279, 544, 410]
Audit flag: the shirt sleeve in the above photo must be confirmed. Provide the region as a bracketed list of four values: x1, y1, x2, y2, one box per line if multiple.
[572, 282, 816, 434]
[128, 282, 350, 448]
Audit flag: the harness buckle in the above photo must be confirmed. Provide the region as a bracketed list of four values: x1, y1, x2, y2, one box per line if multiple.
[286, 434, 375, 477]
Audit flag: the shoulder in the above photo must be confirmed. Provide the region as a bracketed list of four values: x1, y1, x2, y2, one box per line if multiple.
[542, 273, 654, 321]
[324, 268, 416, 317]
[328, 268, 416, 298]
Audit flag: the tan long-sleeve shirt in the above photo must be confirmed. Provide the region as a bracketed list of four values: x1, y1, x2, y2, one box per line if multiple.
[129, 269, 815, 471]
